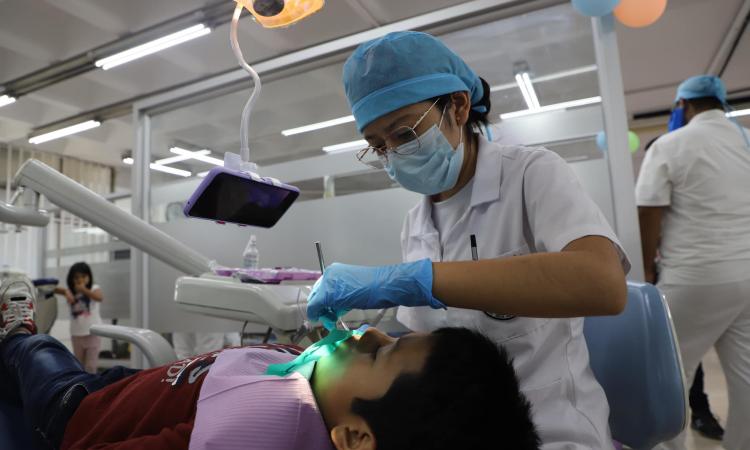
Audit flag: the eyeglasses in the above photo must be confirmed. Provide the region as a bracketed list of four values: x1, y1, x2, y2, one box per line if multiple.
[356, 99, 445, 164]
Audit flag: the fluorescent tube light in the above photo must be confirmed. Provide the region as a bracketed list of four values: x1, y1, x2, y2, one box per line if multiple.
[0, 95, 16, 108]
[727, 109, 750, 118]
[522, 73, 540, 109]
[322, 139, 368, 154]
[156, 149, 210, 165]
[514, 73, 533, 110]
[533, 65, 597, 83]
[122, 157, 191, 177]
[95, 24, 211, 70]
[73, 227, 108, 236]
[150, 164, 191, 177]
[499, 96, 602, 120]
[282, 115, 355, 136]
[29, 120, 101, 144]
[169, 147, 223, 165]
[197, 171, 210, 177]
[491, 65, 597, 92]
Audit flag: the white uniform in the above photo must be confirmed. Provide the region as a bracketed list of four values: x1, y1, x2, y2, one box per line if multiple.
[398, 135, 630, 450]
[636, 110, 750, 450]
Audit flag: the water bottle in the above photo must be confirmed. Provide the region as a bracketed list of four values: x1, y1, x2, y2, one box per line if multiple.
[243, 235, 260, 269]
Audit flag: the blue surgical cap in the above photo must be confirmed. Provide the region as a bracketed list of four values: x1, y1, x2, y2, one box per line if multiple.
[342, 31, 485, 133]
[675, 75, 727, 103]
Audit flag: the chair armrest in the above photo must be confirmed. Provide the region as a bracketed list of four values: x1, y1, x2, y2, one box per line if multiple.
[90, 324, 177, 367]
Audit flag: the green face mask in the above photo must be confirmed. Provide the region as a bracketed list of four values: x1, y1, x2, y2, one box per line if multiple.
[265, 328, 365, 379]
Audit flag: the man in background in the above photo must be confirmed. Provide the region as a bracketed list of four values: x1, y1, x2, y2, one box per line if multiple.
[640, 135, 723, 441]
[636, 75, 750, 450]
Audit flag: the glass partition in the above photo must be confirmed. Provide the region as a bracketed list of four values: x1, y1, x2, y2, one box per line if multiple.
[145, 3, 612, 217]
[442, 3, 599, 117]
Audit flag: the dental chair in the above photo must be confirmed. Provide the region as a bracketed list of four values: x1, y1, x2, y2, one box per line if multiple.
[1, 282, 687, 450]
[584, 282, 687, 450]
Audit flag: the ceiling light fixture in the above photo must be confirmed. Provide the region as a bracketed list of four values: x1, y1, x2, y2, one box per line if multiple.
[499, 96, 602, 120]
[727, 108, 750, 118]
[95, 24, 211, 70]
[237, 0, 325, 28]
[155, 149, 210, 165]
[0, 95, 16, 108]
[73, 227, 108, 235]
[122, 156, 191, 177]
[515, 72, 540, 110]
[490, 65, 598, 93]
[149, 164, 192, 177]
[29, 120, 101, 144]
[322, 139, 368, 154]
[282, 115, 355, 136]
[169, 147, 224, 165]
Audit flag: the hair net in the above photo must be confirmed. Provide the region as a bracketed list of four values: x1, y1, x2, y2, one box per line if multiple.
[342, 31, 485, 133]
[675, 75, 727, 103]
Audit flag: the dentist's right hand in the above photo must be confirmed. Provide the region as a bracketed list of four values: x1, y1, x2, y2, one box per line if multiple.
[306, 258, 446, 329]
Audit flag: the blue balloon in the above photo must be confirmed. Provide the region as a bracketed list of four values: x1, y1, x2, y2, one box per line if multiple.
[596, 131, 607, 152]
[572, 0, 620, 17]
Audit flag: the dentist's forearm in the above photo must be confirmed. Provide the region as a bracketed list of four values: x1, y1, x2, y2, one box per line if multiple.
[431, 236, 626, 318]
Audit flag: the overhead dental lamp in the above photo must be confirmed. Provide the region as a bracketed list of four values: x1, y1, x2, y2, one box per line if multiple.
[185, 0, 325, 228]
[237, 0, 325, 28]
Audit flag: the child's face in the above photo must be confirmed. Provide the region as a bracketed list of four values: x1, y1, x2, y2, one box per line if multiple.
[73, 273, 90, 287]
[311, 328, 433, 443]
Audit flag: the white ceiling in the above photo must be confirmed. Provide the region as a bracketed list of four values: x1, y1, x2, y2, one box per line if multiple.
[0, 0, 748, 177]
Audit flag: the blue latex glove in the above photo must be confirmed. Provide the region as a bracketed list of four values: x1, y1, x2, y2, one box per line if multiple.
[306, 258, 446, 329]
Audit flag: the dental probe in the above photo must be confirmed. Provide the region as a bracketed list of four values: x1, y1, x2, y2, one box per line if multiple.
[314, 241, 350, 331]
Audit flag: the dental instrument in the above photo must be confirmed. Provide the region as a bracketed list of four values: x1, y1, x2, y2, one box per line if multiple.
[314, 241, 349, 331]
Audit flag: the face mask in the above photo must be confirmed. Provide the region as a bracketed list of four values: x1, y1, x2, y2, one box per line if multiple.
[385, 124, 464, 196]
[668, 107, 686, 132]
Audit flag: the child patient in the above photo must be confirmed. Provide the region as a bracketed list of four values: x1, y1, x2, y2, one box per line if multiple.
[0, 272, 540, 450]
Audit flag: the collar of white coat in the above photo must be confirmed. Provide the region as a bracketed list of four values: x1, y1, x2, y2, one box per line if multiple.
[409, 133, 502, 237]
[689, 109, 728, 124]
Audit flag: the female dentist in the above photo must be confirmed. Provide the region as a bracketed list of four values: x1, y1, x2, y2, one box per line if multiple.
[307, 31, 630, 449]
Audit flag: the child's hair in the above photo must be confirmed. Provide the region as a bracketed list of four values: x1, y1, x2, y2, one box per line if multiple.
[351, 327, 540, 450]
[66, 261, 94, 293]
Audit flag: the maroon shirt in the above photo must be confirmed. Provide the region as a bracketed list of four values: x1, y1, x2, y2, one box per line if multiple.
[61, 344, 302, 450]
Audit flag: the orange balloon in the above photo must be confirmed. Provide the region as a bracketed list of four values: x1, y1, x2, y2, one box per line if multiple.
[614, 0, 667, 28]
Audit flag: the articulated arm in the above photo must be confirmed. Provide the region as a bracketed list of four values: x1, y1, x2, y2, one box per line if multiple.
[14, 159, 211, 276]
[0, 202, 49, 227]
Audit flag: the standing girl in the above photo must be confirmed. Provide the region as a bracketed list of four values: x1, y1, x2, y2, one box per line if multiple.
[56, 262, 103, 373]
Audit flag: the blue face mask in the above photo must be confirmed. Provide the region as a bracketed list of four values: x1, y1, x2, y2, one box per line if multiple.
[668, 107, 686, 132]
[384, 124, 464, 196]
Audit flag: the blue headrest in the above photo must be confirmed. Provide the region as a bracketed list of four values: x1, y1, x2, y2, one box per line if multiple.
[584, 282, 686, 449]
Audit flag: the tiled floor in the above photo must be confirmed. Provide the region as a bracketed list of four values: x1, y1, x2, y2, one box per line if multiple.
[685, 349, 728, 450]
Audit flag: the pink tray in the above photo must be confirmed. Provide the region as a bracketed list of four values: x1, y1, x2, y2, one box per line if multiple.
[213, 267, 321, 284]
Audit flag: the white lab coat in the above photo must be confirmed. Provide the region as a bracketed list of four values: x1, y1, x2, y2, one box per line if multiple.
[397, 136, 630, 450]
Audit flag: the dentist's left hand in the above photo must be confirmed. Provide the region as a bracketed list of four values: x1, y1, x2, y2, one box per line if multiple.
[306, 259, 446, 329]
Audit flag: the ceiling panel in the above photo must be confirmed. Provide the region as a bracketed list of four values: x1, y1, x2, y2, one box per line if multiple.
[1, 0, 748, 175]
[616, 0, 743, 113]
[359, 0, 476, 24]
[721, 27, 750, 95]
